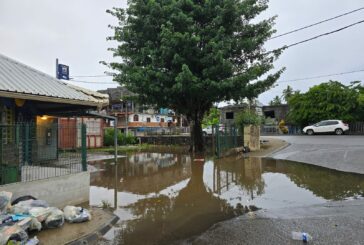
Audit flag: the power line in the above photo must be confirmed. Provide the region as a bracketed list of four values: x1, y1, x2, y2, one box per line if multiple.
[270, 7, 364, 40]
[69, 79, 117, 85]
[278, 68, 364, 84]
[70, 20, 364, 81]
[284, 19, 364, 49]
[71, 74, 112, 78]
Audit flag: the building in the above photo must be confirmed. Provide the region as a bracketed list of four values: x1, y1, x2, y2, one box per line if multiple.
[58, 117, 105, 149]
[98, 87, 188, 135]
[262, 104, 289, 122]
[219, 101, 263, 126]
[0, 53, 108, 185]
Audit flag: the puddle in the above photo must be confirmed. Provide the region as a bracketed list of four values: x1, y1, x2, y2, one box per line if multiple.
[89, 152, 364, 244]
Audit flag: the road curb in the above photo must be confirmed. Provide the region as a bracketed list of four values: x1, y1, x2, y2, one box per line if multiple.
[67, 211, 120, 245]
[265, 141, 291, 158]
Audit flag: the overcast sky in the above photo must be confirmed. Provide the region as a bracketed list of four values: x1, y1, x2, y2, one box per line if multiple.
[0, 0, 363, 105]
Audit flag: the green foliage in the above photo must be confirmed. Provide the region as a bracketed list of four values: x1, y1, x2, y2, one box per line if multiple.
[287, 81, 361, 126]
[202, 107, 220, 128]
[104, 128, 138, 146]
[282, 85, 294, 102]
[235, 110, 262, 130]
[269, 95, 282, 106]
[106, 0, 283, 151]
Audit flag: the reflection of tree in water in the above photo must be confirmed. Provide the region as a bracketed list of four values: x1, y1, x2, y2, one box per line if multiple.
[116, 163, 246, 245]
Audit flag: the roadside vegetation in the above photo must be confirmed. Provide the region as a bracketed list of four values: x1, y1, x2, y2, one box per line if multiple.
[287, 81, 364, 126]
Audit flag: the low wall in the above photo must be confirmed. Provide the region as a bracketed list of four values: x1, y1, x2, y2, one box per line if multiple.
[0, 172, 90, 208]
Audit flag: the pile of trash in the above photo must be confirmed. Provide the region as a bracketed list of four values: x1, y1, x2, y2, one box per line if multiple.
[0, 191, 91, 245]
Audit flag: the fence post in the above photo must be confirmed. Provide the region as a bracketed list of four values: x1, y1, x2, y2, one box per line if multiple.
[215, 125, 220, 158]
[81, 123, 87, 171]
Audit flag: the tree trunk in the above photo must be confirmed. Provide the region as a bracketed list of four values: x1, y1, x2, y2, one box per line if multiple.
[190, 113, 204, 153]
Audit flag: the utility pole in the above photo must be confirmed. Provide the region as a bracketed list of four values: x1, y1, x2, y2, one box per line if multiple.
[125, 100, 128, 135]
[55, 58, 59, 78]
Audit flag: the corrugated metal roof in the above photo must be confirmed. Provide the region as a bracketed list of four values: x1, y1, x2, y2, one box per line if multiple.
[0, 53, 108, 106]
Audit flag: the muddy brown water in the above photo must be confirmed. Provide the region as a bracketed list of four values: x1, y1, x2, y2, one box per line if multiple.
[89, 152, 364, 245]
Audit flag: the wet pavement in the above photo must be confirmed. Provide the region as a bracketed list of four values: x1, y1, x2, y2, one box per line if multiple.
[88, 152, 364, 245]
[266, 135, 364, 174]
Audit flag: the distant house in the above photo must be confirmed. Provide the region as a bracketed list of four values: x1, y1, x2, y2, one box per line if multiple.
[219, 101, 263, 126]
[98, 87, 188, 135]
[262, 104, 289, 122]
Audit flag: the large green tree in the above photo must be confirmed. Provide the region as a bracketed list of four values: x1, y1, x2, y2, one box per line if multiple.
[106, 0, 283, 152]
[287, 81, 361, 126]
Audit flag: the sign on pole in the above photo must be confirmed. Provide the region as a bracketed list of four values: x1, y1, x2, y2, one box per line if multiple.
[57, 64, 70, 80]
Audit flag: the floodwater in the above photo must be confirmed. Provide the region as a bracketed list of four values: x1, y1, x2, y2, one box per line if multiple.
[89, 152, 364, 245]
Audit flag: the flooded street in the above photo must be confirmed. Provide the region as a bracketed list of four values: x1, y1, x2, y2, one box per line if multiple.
[89, 152, 364, 245]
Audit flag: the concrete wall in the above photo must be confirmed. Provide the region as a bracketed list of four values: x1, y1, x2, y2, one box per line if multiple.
[244, 125, 260, 151]
[0, 172, 90, 208]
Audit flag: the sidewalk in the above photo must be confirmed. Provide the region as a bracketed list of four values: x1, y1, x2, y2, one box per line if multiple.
[36, 208, 118, 245]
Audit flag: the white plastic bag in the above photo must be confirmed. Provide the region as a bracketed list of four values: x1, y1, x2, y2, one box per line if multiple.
[12, 199, 49, 214]
[44, 208, 64, 229]
[0, 191, 12, 214]
[63, 206, 91, 223]
[29, 207, 52, 222]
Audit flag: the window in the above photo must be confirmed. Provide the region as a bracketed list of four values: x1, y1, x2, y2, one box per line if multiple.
[133, 114, 139, 122]
[328, 121, 339, 125]
[161, 118, 165, 123]
[226, 112, 234, 119]
[147, 117, 151, 123]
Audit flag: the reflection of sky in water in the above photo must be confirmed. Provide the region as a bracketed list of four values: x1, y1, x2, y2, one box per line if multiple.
[203, 160, 325, 209]
[218, 173, 325, 209]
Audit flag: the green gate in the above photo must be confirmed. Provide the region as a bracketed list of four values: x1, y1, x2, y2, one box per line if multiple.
[214, 124, 242, 158]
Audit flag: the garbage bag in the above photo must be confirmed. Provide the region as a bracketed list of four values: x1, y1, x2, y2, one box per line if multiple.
[0, 225, 28, 245]
[28, 207, 52, 222]
[25, 236, 39, 245]
[28, 218, 41, 232]
[63, 206, 91, 223]
[12, 200, 49, 214]
[44, 208, 64, 229]
[0, 192, 12, 214]
[11, 196, 36, 206]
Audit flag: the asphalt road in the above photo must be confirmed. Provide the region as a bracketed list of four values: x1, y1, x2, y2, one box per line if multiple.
[263, 135, 364, 174]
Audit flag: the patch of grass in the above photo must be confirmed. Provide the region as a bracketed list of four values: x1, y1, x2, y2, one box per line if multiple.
[100, 200, 112, 209]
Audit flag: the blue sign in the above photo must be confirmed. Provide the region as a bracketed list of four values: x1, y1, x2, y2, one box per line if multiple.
[57, 64, 69, 80]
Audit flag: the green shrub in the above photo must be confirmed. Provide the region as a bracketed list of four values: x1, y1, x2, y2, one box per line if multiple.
[103, 128, 138, 146]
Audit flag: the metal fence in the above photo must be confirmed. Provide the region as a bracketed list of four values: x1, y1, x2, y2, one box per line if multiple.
[0, 122, 87, 185]
[261, 122, 364, 136]
[348, 122, 364, 135]
[260, 125, 302, 136]
[137, 127, 190, 136]
[214, 124, 243, 158]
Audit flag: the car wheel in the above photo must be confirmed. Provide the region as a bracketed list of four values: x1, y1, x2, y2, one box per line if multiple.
[307, 129, 314, 135]
[203, 132, 207, 136]
[335, 128, 343, 135]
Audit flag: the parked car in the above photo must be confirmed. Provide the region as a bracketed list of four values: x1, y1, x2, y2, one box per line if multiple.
[202, 124, 225, 136]
[303, 120, 349, 135]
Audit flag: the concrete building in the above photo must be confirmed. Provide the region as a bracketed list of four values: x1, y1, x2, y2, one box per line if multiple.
[98, 87, 188, 135]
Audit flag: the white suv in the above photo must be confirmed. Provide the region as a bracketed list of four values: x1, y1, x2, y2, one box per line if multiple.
[303, 120, 349, 135]
[202, 125, 225, 135]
